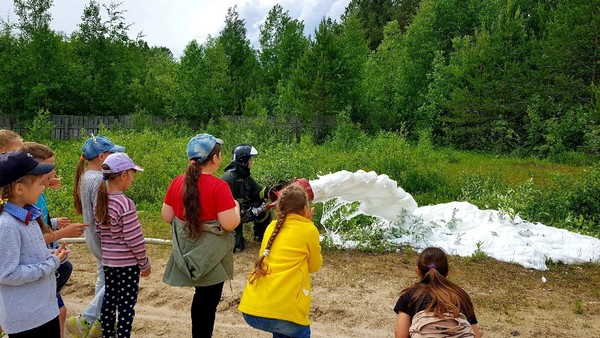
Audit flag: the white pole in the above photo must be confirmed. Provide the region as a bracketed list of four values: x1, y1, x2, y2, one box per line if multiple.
[62, 238, 171, 245]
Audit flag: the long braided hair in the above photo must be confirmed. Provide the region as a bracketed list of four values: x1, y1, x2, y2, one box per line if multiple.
[248, 184, 309, 285]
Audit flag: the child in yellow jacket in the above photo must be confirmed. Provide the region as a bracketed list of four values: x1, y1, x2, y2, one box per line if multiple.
[239, 184, 322, 337]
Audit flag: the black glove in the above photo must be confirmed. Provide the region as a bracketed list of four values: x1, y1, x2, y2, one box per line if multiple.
[240, 208, 252, 223]
[240, 202, 267, 223]
[250, 203, 267, 218]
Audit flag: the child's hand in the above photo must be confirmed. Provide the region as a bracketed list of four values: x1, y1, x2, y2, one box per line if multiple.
[141, 266, 152, 277]
[52, 246, 68, 263]
[56, 217, 70, 229]
[48, 177, 62, 189]
[61, 223, 86, 238]
[308, 207, 315, 220]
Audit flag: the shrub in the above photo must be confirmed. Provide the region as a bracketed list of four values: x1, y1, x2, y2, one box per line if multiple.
[26, 109, 55, 144]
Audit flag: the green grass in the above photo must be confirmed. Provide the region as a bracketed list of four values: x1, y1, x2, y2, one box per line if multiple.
[37, 120, 598, 241]
[574, 300, 584, 314]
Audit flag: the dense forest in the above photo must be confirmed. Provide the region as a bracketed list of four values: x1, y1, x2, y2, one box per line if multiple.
[0, 0, 598, 156]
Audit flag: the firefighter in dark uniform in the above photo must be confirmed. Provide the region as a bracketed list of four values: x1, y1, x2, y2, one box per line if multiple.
[222, 144, 272, 252]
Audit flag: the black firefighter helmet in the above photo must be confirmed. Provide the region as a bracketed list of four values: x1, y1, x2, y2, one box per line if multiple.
[231, 144, 258, 166]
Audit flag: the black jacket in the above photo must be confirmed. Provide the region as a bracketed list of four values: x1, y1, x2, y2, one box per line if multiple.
[221, 162, 263, 208]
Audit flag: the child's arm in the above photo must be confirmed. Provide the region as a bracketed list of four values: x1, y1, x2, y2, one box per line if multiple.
[121, 204, 150, 271]
[394, 312, 411, 338]
[161, 203, 175, 223]
[0, 226, 60, 286]
[43, 223, 86, 244]
[50, 217, 69, 230]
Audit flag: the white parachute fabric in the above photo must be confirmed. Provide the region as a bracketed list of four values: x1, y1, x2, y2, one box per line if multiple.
[310, 170, 600, 271]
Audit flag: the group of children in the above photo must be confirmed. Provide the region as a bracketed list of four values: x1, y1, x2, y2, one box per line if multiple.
[0, 129, 481, 338]
[0, 130, 150, 338]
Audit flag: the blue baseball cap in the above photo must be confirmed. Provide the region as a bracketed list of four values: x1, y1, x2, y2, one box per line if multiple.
[186, 133, 223, 162]
[81, 135, 125, 160]
[0, 151, 55, 187]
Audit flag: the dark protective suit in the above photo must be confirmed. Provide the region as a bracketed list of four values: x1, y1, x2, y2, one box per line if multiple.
[221, 162, 271, 252]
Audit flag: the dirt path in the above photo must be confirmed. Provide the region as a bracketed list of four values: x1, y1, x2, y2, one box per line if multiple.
[62, 241, 600, 337]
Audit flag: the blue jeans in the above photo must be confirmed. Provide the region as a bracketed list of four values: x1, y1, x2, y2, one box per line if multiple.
[83, 258, 105, 323]
[242, 314, 311, 338]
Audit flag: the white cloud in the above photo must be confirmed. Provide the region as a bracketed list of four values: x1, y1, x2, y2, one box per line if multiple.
[0, 0, 350, 57]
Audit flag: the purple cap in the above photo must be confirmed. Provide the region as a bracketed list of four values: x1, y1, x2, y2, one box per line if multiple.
[102, 153, 144, 174]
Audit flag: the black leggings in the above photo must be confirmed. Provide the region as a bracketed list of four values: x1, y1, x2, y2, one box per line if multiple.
[101, 265, 140, 338]
[9, 316, 60, 338]
[191, 282, 224, 338]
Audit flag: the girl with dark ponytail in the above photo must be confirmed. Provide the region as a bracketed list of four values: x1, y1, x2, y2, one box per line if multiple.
[394, 247, 482, 338]
[239, 184, 323, 338]
[162, 133, 240, 338]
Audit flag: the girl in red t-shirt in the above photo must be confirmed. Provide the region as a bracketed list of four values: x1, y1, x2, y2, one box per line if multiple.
[161, 133, 240, 338]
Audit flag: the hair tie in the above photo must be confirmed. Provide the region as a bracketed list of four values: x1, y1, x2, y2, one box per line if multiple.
[0, 198, 7, 206]
[263, 249, 270, 257]
[428, 265, 436, 270]
[102, 176, 109, 181]
[190, 159, 196, 165]
[80, 154, 86, 161]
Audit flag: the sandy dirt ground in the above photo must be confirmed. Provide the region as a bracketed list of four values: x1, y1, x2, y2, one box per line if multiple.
[61, 239, 600, 338]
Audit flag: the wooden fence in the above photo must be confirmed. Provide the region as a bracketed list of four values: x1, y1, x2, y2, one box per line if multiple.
[0, 114, 335, 142]
[0, 115, 27, 136]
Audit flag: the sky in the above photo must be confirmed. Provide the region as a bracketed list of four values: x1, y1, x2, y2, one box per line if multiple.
[0, 0, 350, 57]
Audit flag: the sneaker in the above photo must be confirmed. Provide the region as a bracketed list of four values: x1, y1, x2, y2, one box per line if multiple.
[88, 320, 103, 338]
[65, 314, 91, 338]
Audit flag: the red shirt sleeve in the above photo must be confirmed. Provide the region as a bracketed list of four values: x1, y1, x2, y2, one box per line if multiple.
[164, 175, 185, 220]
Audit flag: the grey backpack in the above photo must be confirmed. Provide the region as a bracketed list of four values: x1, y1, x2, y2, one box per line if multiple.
[409, 310, 475, 338]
